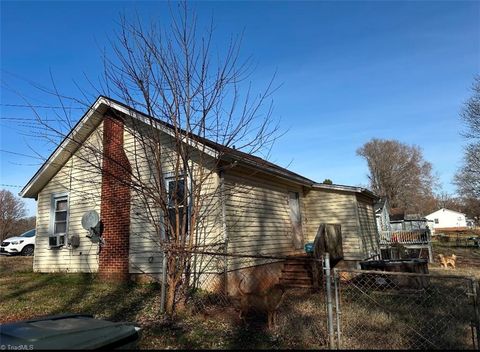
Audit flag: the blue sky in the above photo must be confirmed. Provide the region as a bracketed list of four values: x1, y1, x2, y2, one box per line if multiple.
[1, 1, 479, 216]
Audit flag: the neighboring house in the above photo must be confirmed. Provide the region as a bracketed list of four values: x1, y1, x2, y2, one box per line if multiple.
[20, 96, 379, 289]
[425, 208, 467, 229]
[374, 197, 391, 231]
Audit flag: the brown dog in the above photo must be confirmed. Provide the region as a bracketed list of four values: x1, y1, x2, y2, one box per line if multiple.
[237, 278, 286, 329]
[438, 254, 457, 269]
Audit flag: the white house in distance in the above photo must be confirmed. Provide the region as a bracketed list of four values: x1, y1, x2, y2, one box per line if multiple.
[425, 208, 467, 229]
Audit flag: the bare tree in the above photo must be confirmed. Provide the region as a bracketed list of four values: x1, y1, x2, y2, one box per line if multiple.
[420, 191, 476, 218]
[21, 3, 279, 315]
[356, 138, 437, 213]
[454, 76, 480, 221]
[461, 75, 480, 141]
[0, 189, 27, 241]
[454, 144, 480, 200]
[9, 216, 36, 236]
[435, 192, 461, 211]
[459, 196, 480, 222]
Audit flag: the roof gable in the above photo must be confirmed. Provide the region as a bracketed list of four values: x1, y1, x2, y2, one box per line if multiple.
[21, 96, 376, 199]
[20, 97, 106, 198]
[426, 208, 466, 218]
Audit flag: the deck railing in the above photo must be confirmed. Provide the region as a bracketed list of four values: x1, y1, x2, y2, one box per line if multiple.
[379, 229, 430, 245]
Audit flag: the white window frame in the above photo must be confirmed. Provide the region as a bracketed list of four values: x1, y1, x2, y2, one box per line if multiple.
[49, 193, 69, 248]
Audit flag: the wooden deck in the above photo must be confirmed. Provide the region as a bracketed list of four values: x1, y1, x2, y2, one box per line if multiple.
[379, 229, 433, 262]
[379, 229, 430, 245]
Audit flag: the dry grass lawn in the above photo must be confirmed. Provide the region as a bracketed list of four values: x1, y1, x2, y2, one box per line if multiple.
[0, 256, 328, 349]
[1, 243, 479, 350]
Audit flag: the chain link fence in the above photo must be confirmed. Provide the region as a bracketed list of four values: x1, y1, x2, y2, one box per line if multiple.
[154, 249, 479, 349]
[332, 268, 480, 350]
[158, 250, 331, 349]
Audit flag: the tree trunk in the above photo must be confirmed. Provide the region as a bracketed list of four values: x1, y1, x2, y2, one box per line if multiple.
[166, 280, 176, 315]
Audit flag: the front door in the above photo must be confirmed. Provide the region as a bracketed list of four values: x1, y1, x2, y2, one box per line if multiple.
[288, 191, 304, 250]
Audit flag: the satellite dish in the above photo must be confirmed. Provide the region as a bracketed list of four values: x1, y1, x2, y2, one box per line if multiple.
[82, 210, 102, 244]
[82, 210, 100, 230]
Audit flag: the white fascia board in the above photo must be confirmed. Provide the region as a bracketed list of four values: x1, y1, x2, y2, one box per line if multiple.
[313, 183, 371, 194]
[19, 98, 105, 198]
[20, 97, 219, 198]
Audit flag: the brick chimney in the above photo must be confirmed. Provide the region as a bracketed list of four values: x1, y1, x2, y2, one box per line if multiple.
[99, 110, 132, 281]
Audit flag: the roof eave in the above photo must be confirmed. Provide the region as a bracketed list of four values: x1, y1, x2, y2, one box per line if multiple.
[312, 183, 378, 199]
[21, 95, 374, 199]
[221, 155, 314, 186]
[20, 97, 108, 198]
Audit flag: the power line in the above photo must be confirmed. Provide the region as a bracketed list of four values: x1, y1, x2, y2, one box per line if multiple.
[0, 117, 62, 121]
[0, 149, 43, 159]
[0, 183, 23, 188]
[1, 103, 84, 110]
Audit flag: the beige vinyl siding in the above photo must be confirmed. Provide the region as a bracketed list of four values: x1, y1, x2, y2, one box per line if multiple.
[303, 188, 364, 260]
[356, 195, 379, 258]
[123, 120, 222, 276]
[124, 124, 164, 276]
[34, 123, 103, 273]
[35, 117, 222, 276]
[190, 150, 223, 251]
[224, 170, 302, 269]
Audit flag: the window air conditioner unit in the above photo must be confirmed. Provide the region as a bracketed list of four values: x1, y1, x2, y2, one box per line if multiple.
[49, 235, 65, 248]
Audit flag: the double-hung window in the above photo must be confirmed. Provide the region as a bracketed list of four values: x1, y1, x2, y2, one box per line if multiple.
[165, 175, 188, 237]
[49, 194, 69, 247]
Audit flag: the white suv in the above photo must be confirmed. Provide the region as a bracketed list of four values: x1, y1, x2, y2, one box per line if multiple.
[0, 229, 36, 256]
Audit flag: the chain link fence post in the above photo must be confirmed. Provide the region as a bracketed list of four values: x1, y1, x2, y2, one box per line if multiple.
[160, 249, 168, 314]
[471, 278, 480, 349]
[324, 252, 335, 349]
[333, 268, 342, 349]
